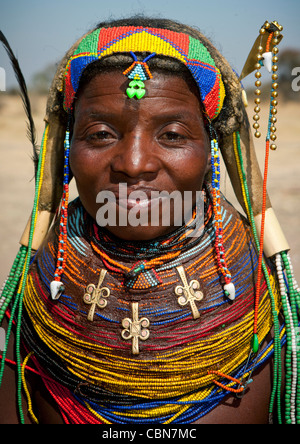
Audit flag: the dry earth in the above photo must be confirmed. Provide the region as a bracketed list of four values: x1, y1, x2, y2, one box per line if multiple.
[0, 93, 299, 286]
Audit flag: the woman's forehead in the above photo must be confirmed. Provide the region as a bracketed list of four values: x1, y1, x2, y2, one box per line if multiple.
[74, 70, 203, 119]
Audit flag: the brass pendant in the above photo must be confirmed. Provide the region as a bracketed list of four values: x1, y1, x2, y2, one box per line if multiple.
[121, 302, 150, 355]
[83, 269, 110, 321]
[175, 266, 203, 319]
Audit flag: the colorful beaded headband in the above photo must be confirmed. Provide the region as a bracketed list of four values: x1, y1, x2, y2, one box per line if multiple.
[63, 26, 226, 120]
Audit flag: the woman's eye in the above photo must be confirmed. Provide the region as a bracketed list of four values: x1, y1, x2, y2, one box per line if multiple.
[87, 130, 114, 141]
[161, 131, 186, 142]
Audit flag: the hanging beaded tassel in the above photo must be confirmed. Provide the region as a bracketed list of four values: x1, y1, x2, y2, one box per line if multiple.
[239, 20, 300, 422]
[123, 52, 156, 99]
[250, 21, 283, 353]
[210, 133, 235, 300]
[0, 122, 50, 423]
[50, 124, 71, 300]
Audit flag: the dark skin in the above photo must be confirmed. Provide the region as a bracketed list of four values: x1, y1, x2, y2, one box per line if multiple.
[0, 71, 275, 424]
[70, 71, 211, 241]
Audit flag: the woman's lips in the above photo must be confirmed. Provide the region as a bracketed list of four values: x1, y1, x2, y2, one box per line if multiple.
[118, 195, 166, 210]
[105, 184, 170, 211]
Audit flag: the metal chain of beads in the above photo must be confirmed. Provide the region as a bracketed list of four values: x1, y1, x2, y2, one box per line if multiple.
[253, 21, 283, 151]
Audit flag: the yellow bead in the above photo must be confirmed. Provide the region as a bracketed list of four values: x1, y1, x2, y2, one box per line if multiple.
[254, 131, 261, 138]
[270, 143, 277, 150]
[270, 134, 277, 141]
[253, 114, 260, 121]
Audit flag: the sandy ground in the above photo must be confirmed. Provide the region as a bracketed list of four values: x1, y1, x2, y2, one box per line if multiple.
[0, 93, 299, 285]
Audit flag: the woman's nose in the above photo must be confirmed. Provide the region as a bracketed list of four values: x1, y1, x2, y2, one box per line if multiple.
[110, 132, 160, 180]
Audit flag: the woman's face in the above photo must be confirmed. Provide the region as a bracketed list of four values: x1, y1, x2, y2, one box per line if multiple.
[70, 70, 210, 241]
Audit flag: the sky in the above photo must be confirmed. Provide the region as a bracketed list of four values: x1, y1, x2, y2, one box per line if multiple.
[0, 0, 300, 90]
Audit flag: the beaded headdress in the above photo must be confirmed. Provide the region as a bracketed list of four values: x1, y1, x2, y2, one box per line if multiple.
[63, 26, 226, 120]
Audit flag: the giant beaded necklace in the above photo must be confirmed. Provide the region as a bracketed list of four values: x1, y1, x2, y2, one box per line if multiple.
[19, 188, 281, 424]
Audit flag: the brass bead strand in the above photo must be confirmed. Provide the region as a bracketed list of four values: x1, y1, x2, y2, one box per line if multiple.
[253, 22, 283, 146]
[252, 23, 270, 138]
[253, 40, 264, 138]
[269, 28, 282, 150]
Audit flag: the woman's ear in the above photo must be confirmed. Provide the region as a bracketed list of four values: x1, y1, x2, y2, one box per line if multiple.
[205, 150, 212, 175]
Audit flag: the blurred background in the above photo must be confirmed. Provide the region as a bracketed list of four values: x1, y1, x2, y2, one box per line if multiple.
[0, 0, 299, 285]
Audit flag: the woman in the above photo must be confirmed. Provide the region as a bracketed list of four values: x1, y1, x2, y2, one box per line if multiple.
[0, 16, 299, 424]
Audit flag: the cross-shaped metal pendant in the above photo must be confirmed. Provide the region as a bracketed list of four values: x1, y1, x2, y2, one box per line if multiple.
[175, 266, 203, 319]
[83, 269, 110, 321]
[121, 302, 150, 355]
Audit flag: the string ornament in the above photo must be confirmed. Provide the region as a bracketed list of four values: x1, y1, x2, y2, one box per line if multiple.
[123, 51, 156, 99]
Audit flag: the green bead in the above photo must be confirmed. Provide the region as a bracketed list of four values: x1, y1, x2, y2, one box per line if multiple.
[252, 333, 259, 354]
[126, 80, 146, 99]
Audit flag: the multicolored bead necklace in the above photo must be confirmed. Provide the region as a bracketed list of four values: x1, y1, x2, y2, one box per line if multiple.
[17, 193, 281, 424]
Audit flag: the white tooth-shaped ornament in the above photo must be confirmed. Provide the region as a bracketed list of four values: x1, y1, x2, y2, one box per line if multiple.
[50, 281, 64, 300]
[224, 283, 236, 301]
[262, 52, 272, 73]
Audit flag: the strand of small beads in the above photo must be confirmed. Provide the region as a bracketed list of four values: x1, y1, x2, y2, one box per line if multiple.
[275, 252, 300, 424]
[0, 123, 49, 424]
[0, 246, 27, 323]
[50, 125, 71, 301]
[233, 131, 283, 422]
[210, 136, 235, 301]
[281, 252, 300, 424]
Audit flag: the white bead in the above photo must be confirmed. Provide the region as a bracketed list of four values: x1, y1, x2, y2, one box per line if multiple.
[224, 283, 235, 300]
[262, 52, 272, 72]
[50, 281, 64, 300]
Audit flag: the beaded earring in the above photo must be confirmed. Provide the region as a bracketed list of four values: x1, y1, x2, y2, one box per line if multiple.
[50, 123, 71, 300]
[123, 52, 156, 99]
[209, 127, 235, 300]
